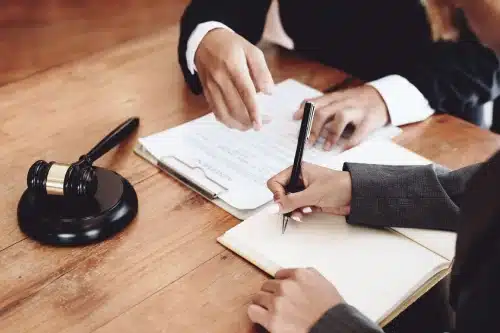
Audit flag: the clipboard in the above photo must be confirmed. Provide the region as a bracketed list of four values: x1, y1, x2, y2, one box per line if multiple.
[134, 142, 271, 219]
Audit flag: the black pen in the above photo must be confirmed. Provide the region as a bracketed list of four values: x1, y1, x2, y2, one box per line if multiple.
[282, 101, 315, 234]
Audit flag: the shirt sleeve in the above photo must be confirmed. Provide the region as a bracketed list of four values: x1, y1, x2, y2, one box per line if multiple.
[367, 75, 435, 126]
[186, 21, 234, 75]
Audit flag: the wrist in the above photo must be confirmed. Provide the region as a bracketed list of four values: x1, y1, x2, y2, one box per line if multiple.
[339, 171, 352, 207]
[367, 85, 390, 125]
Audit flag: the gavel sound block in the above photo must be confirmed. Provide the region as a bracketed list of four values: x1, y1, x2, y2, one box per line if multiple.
[17, 118, 140, 246]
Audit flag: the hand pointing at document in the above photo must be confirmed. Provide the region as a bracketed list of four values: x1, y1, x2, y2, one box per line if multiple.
[195, 29, 275, 131]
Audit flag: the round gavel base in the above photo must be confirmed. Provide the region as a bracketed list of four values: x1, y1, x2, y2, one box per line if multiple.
[17, 168, 138, 246]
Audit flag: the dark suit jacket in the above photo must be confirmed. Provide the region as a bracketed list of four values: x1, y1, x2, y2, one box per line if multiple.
[178, 0, 500, 120]
[308, 150, 500, 332]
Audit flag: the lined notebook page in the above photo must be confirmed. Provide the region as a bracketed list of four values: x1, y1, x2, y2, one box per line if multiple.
[218, 210, 449, 324]
[330, 140, 457, 261]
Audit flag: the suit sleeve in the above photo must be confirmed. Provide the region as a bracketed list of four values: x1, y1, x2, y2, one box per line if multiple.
[397, 12, 500, 119]
[309, 304, 384, 333]
[343, 163, 481, 232]
[178, 0, 272, 94]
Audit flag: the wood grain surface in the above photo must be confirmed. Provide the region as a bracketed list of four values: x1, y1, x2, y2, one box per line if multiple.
[0, 0, 190, 86]
[1, 24, 499, 333]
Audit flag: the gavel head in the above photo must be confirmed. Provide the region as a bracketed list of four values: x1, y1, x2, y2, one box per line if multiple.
[27, 160, 98, 197]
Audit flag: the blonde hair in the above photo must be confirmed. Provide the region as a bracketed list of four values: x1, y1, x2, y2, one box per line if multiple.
[421, 0, 460, 41]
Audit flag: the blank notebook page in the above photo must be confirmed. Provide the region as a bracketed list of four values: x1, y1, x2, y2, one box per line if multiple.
[218, 209, 449, 324]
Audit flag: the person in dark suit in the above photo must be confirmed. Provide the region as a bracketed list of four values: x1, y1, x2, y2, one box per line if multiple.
[178, 0, 500, 149]
[246, 1, 500, 331]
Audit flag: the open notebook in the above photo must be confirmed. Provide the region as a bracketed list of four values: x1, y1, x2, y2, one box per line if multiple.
[218, 140, 456, 327]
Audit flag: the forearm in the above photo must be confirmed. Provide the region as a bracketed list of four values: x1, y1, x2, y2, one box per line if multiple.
[343, 162, 481, 231]
[310, 304, 384, 333]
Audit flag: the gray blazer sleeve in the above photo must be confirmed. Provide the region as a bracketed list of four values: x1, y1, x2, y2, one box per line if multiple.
[343, 163, 481, 231]
[310, 304, 384, 333]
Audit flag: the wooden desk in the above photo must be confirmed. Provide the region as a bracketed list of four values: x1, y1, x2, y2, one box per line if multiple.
[1, 27, 499, 333]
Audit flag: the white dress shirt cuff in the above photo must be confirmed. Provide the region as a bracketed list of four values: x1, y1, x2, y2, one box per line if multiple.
[186, 21, 233, 75]
[367, 75, 435, 126]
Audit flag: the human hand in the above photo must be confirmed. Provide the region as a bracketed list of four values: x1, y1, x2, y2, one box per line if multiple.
[294, 85, 389, 151]
[195, 29, 274, 131]
[267, 162, 352, 221]
[248, 267, 344, 333]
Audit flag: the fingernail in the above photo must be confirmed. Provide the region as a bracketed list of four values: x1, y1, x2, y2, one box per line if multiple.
[324, 142, 332, 151]
[291, 215, 301, 222]
[253, 121, 261, 131]
[267, 203, 281, 214]
[302, 207, 313, 214]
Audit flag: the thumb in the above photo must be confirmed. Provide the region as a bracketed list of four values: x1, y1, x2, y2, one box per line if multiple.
[277, 190, 315, 214]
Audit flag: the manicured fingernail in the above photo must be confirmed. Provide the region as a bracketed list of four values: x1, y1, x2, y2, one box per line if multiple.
[302, 207, 313, 214]
[291, 215, 301, 222]
[267, 203, 281, 214]
[324, 141, 332, 151]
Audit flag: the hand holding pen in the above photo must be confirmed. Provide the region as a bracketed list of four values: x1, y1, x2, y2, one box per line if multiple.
[266, 102, 352, 232]
[267, 163, 352, 231]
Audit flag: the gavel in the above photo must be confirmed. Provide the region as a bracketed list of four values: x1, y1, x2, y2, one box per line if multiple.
[27, 117, 139, 198]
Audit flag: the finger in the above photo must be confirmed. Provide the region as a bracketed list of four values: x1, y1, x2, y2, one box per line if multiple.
[275, 268, 298, 280]
[323, 111, 351, 151]
[207, 80, 242, 130]
[252, 291, 274, 310]
[344, 122, 372, 150]
[302, 206, 313, 214]
[267, 167, 293, 202]
[309, 102, 349, 146]
[213, 73, 252, 131]
[261, 280, 280, 294]
[278, 189, 319, 214]
[247, 304, 271, 330]
[200, 80, 216, 114]
[223, 80, 253, 131]
[294, 92, 348, 120]
[291, 211, 303, 222]
[230, 62, 263, 130]
[246, 48, 274, 94]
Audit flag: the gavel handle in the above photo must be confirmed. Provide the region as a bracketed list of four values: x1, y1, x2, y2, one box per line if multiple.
[84, 117, 140, 164]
